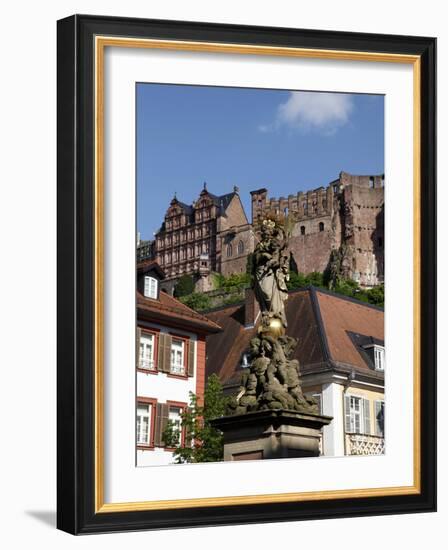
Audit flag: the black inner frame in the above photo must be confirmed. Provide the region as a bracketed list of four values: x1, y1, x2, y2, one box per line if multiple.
[57, 14, 436, 535]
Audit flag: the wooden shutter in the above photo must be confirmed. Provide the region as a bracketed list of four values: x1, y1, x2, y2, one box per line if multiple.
[154, 403, 169, 446]
[344, 394, 351, 433]
[363, 398, 371, 435]
[187, 339, 195, 377]
[158, 333, 172, 373]
[136, 327, 142, 368]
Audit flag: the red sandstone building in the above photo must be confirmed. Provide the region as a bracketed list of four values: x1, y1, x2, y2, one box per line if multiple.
[136, 260, 221, 466]
[139, 184, 254, 293]
[138, 172, 384, 292]
[251, 171, 384, 287]
[204, 287, 385, 457]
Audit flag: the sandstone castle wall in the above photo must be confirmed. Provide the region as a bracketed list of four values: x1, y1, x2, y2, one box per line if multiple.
[251, 171, 384, 287]
[138, 171, 384, 291]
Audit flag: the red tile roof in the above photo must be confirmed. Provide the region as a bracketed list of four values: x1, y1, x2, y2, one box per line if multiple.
[136, 260, 165, 278]
[315, 291, 383, 370]
[204, 287, 384, 385]
[137, 291, 222, 334]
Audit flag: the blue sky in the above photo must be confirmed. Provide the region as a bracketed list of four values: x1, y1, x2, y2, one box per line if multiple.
[137, 83, 384, 240]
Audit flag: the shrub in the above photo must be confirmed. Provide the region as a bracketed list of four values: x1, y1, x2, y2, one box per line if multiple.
[174, 274, 195, 297]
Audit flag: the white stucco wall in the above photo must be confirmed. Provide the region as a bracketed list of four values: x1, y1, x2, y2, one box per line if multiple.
[136, 322, 198, 467]
[321, 382, 346, 456]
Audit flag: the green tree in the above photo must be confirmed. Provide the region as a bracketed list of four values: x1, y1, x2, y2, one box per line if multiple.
[174, 274, 195, 297]
[162, 374, 228, 463]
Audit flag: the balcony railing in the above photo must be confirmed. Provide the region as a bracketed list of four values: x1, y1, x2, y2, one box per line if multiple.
[347, 433, 385, 456]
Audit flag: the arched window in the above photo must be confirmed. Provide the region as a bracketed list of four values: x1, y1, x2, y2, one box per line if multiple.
[226, 243, 233, 257]
[237, 240, 244, 255]
[319, 222, 324, 232]
[300, 226, 306, 235]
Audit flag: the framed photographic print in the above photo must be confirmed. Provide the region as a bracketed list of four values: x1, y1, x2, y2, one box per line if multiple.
[57, 14, 436, 534]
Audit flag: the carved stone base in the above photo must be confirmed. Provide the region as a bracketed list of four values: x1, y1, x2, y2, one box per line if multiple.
[211, 409, 332, 461]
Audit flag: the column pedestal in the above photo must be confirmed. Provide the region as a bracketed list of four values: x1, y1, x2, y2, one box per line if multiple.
[211, 409, 333, 461]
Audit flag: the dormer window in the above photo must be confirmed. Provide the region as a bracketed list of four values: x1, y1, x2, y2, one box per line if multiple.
[373, 345, 385, 371]
[144, 276, 158, 299]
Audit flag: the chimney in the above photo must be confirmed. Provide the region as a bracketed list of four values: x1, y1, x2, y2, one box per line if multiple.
[244, 287, 260, 328]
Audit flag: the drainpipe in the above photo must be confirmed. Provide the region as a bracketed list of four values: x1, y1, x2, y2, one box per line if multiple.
[343, 369, 356, 455]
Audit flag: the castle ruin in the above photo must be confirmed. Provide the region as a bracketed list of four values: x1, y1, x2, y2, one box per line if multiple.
[137, 171, 384, 291]
[250, 171, 384, 287]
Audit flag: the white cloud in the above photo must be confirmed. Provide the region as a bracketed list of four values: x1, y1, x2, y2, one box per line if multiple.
[260, 91, 354, 135]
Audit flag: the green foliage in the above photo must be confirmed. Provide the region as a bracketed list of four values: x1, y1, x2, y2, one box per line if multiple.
[286, 271, 307, 290]
[174, 274, 195, 298]
[287, 271, 324, 290]
[365, 284, 384, 307]
[179, 293, 211, 311]
[215, 272, 250, 293]
[287, 270, 384, 308]
[306, 271, 325, 287]
[223, 294, 244, 306]
[162, 374, 228, 463]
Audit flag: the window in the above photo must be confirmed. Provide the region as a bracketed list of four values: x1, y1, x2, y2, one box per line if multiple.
[237, 240, 244, 255]
[144, 276, 157, 299]
[374, 345, 385, 371]
[375, 400, 385, 436]
[170, 338, 185, 375]
[378, 236, 383, 248]
[168, 405, 183, 445]
[139, 332, 155, 370]
[300, 226, 306, 235]
[136, 402, 152, 446]
[226, 243, 233, 257]
[319, 222, 324, 232]
[345, 395, 370, 434]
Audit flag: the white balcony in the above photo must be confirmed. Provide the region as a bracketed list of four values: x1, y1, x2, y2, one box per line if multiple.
[347, 434, 385, 456]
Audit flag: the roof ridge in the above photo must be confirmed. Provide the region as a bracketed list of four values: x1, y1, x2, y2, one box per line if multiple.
[309, 286, 332, 362]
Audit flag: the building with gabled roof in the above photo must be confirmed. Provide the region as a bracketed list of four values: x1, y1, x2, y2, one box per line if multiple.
[204, 286, 385, 457]
[136, 260, 221, 466]
[138, 183, 254, 293]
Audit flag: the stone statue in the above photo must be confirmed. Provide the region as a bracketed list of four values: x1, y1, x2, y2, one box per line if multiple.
[253, 218, 290, 329]
[228, 216, 318, 416]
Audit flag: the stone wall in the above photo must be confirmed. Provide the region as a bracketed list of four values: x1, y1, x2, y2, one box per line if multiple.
[250, 172, 384, 287]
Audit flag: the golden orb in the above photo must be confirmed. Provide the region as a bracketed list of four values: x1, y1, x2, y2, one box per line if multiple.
[267, 317, 285, 338]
